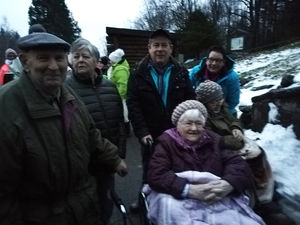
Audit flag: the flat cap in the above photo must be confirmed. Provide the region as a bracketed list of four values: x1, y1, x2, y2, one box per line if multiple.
[149, 29, 172, 41]
[18, 32, 70, 51]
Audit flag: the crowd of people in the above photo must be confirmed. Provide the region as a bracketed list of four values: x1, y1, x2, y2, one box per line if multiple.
[0, 24, 295, 225]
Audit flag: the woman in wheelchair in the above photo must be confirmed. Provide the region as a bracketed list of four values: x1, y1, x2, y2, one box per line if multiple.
[145, 100, 266, 225]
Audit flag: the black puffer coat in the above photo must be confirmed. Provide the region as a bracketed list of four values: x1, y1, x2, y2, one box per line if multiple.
[67, 72, 126, 158]
[127, 55, 195, 140]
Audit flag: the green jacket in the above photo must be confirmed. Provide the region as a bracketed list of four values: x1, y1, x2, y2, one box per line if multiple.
[0, 73, 121, 225]
[205, 104, 244, 150]
[110, 58, 130, 99]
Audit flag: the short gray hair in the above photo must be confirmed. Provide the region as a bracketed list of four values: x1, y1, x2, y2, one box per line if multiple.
[178, 109, 205, 125]
[70, 38, 100, 61]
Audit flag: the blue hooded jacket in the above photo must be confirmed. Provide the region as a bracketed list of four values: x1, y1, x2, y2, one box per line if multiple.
[189, 56, 240, 114]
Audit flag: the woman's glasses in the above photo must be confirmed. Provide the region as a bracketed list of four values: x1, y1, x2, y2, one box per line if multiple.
[207, 57, 224, 64]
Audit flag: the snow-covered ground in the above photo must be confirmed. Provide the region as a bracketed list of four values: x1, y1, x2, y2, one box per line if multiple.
[235, 43, 300, 223]
[236, 45, 300, 106]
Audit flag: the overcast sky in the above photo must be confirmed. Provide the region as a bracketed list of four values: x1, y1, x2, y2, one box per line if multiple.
[0, 0, 143, 55]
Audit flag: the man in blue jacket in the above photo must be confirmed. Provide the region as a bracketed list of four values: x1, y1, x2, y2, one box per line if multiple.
[126, 29, 194, 211]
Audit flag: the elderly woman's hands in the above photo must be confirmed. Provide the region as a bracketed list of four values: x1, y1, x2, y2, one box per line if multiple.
[203, 180, 233, 204]
[187, 183, 212, 201]
[187, 179, 233, 204]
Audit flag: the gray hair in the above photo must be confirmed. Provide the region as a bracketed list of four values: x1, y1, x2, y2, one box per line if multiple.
[70, 38, 100, 61]
[178, 109, 205, 125]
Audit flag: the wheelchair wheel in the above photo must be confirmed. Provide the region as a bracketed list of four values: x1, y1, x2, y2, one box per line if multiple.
[110, 189, 134, 225]
[138, 191, 152, 225]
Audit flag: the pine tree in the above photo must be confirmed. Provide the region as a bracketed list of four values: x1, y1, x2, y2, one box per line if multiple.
[0, 24, 20, 65]
[178, 10, 220, 59]
[28, 0, 81, 43]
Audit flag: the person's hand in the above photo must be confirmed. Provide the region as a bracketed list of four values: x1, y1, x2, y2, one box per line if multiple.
[141, 135, 153, 145]
[203, 180, 233, 204]
[115, 159, 128, 177]
[187, 183, 213, 201]
[232, 129, 244, 141]
[239, 137, 262, 159]
[239, 145, 261, 159]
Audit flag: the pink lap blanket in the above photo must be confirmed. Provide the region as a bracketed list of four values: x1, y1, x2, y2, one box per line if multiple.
[143, 171, 266, 225]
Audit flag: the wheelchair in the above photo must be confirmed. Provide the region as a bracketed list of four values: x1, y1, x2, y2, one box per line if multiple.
[110, 189, 134, 225]
[138, 138, 154, 225]
[138, 190, 152, 225]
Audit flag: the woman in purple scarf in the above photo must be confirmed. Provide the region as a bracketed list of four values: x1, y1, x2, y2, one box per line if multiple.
[145, 100, 266, 225]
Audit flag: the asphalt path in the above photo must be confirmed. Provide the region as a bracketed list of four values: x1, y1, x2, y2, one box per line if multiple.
[110, 133, 144, 225]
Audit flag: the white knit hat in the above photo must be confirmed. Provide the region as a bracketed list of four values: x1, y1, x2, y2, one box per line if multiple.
[109, 48, 125, 63]
[171, 100, 207, 125]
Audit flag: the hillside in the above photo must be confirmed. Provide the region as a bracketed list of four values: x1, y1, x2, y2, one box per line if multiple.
[234, 42, 300, 224]
[236, 41, 300, 107]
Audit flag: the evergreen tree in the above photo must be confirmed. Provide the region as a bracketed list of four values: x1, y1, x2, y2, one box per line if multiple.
[28, 0, 81, 43]
[178, 10, 220, 60]
[0, 20, 20, 65]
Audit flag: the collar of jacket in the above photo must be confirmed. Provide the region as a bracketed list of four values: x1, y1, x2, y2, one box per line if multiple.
[18, 73, 77, 119]
[208, 102, 233, 116]
[112, 58, 129, 68]
[72, 68, 103, 86]
[135, 55, 180, 74]
[115, 58, 125, 65]
[134, 55, 184, 82]
[164, 128, 214, 151]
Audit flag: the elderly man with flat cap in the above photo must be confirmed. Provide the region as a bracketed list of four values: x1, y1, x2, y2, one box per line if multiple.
[126, 29, 194, 211]
[0, 32, 127, 225]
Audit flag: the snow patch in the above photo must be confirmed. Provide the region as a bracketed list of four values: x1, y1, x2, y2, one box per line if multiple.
[268, 102, 279, 123]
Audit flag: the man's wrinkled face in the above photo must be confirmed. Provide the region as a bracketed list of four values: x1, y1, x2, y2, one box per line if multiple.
[148, 36, 173, 67]
[71, 49, 97, 80]
[21, 49, 68, 93]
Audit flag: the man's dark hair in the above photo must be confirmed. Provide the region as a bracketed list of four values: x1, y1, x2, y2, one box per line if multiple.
[149, 29, 173, 43]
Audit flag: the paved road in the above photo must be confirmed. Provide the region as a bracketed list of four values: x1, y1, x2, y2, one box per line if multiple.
[110, 134, 144, 225]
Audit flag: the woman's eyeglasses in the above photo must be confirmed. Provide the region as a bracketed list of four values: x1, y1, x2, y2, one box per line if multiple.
[207, 58, 224, 64]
